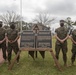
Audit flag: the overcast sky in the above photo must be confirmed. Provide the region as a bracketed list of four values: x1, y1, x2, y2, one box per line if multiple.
[0, 0, 76, 25]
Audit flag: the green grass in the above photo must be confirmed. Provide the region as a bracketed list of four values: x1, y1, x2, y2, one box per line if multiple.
[0, 38, 76, 75]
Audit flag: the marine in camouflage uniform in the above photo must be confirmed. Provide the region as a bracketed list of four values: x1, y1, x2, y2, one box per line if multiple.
[0, 21, 7, 61]
[6, 22, 20, 64]
[70, 29, 76, 65]
[55, 20, 69, 66]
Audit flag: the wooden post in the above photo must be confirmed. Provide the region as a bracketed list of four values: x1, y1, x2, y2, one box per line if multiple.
[8, 50, 21, 70]
[50, 49, 63, 72]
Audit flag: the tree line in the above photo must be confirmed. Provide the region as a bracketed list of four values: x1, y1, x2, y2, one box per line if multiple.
[0, 11, 76, 31]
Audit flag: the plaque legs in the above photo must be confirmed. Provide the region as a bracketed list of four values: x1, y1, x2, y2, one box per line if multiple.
[8, 49, 63, 71]
[50, 49, 63, 72]
[8, 50, 21, 70]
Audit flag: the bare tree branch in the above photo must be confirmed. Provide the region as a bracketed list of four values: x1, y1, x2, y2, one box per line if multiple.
[33, 13, 55, 26]
[0, 10, 21, 25]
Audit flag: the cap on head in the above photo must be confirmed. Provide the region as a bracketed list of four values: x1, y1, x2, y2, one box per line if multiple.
[9, 22, 15, 29]
[60, 20, 64, 23]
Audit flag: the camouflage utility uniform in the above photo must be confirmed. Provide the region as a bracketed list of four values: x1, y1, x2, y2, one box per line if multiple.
[71, 29, 76, 64]
[7, 28, 20, 63]
[0, 27, 7, 60]
[55, 26, 68, 64]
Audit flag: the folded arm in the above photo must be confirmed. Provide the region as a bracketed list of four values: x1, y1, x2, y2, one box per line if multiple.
[0, 37, 6, 44]
[55, 34, 69, 43]
[62, 34, 69, 42]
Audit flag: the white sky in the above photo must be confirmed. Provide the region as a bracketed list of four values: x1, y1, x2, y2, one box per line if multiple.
[0, 0, 76, 26]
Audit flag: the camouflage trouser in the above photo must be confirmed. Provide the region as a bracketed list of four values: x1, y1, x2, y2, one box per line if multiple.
[55, 42, 68, 64]
[0, 41, 7, 60]
[7, 41, 20, 62]
[71, 44, 76, 63]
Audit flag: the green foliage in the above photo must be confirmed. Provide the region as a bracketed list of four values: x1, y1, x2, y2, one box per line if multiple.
[0, 38, 76, 75]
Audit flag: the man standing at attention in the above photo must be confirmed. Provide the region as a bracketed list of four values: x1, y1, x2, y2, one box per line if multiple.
[55, 20, 69, 66]
[0, 21, 7, 61]
[6, 22, 20, 65]
[70, 29, 76, 66]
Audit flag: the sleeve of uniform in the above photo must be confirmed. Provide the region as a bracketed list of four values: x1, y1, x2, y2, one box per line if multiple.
[55, 28, 57, 35]
[5, 28, 9, 37]
[66, 28, 70, 35]
[71, 30, 74, 38]
[16, 29, 20, 36]
[3, 28, 7, 36]
[5, 29, 7, 36]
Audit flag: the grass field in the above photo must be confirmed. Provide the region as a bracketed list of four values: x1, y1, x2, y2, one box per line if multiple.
[0, 38, 76, 75]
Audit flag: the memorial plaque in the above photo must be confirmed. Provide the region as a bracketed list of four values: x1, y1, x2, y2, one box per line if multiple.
[20, 31, 35, 48]
[37, 31, 52, 48]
